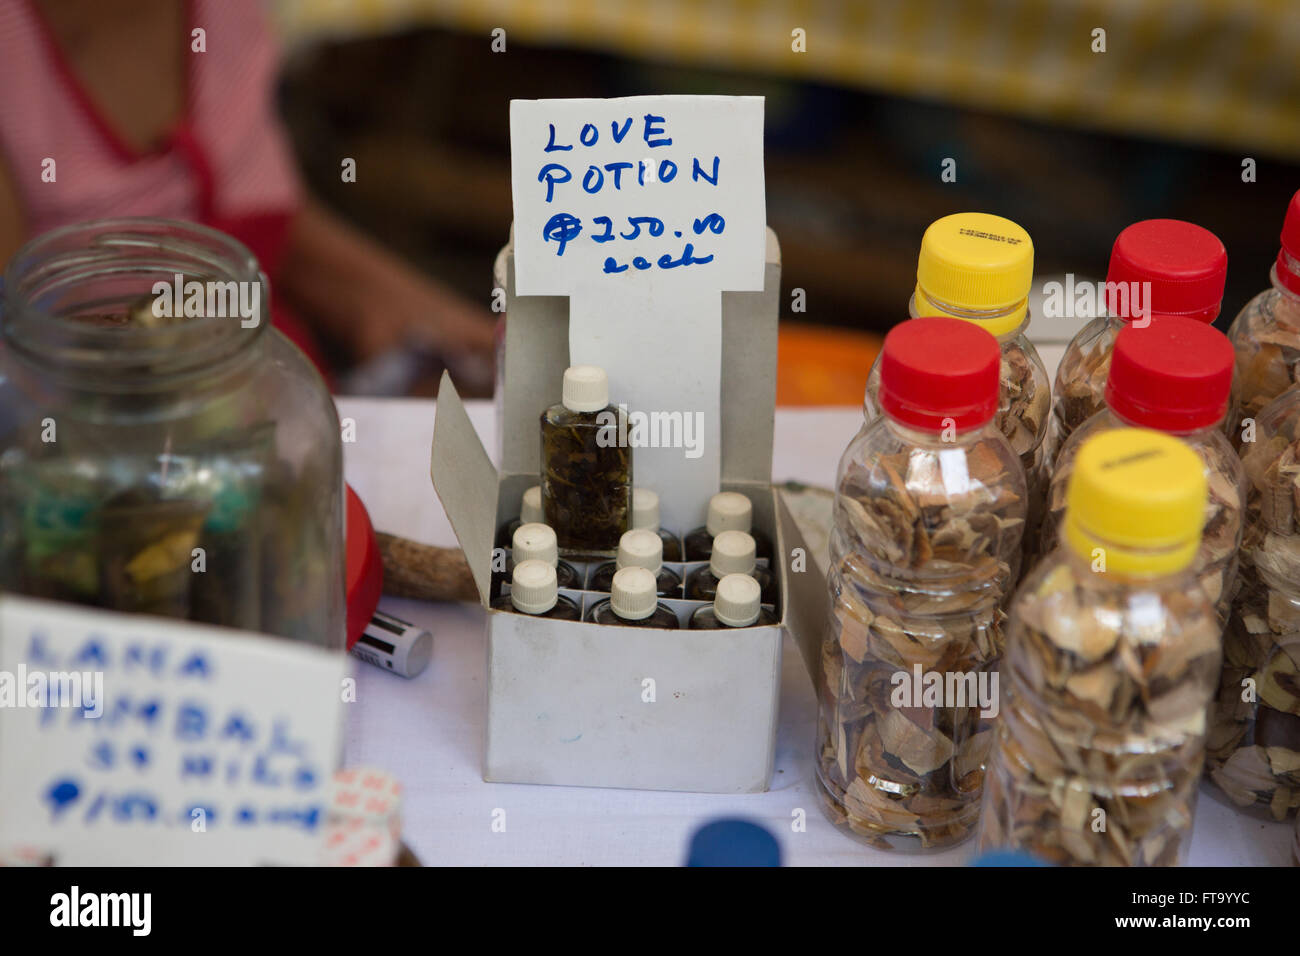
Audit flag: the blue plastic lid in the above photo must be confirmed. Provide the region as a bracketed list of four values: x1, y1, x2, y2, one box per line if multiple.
[685, 819, 781, 867]
[970, 850, 1051, 867]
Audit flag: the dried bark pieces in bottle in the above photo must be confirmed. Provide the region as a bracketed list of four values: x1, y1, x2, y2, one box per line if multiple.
[818, 317, 1026, 851]
[540, 365, 632, 559]
[1049, 219, 1228, 459]
[981, 429, 1219, 866]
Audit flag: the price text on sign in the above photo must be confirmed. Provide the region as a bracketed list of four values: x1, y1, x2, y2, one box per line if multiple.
[0, 596, 347, 866]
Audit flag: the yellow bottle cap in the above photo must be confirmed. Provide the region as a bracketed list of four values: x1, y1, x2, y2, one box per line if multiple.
[1062, 428, 1206, 576]
[914, 212, 1034, 337]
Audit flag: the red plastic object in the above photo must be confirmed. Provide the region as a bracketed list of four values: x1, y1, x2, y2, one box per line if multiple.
[1105, 316, 1234, 433]
[877, 316, 1000, 432]
[1104, 219, 1227, 323]
[345, 485, 382, 651]
[1275, 189, 1300, 295]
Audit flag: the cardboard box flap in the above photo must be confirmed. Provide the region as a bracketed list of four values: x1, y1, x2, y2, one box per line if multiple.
[776, 487, 825, 690]
[491, 227, 782, 502]
[430, 371, 498, 606]
[720, 228, 780, 488]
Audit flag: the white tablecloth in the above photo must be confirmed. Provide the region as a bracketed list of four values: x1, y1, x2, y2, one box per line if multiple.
[339, 396, 1294, 866]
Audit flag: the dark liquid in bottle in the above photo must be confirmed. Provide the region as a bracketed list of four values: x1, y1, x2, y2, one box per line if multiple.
[489, 593, 582, 620]
[585, 600, 680, 628]
[684, 566, 776, 607]
[689, 606, 779, 629]
[588, 562, 682, 598]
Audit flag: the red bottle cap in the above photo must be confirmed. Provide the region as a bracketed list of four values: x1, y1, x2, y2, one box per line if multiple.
[1275, 189, 1300, 295]
[1105, 219, 1227, 323]
[1105, 315, 1234, 432]
[878, 316, 1000, 432]
[346, 485, 382, 652]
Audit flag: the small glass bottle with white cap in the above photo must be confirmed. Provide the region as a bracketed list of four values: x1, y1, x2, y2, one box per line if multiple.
[589, 529, 683, 597]
[494, 522, 579, 598]
[490, 560, 582, 620]
[586, 566, 680, 628]
[541, 365, 633, 559]
[496, 485, 543, 548]
[683, 491, 773, 562]
[684, 530, 775, 606]
[689, 573, 778, 629]
[631, 487, 682, 562]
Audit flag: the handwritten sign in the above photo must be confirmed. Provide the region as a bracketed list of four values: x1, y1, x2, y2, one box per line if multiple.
[0, 596, 348, 866]
[510, 95, 766, 528]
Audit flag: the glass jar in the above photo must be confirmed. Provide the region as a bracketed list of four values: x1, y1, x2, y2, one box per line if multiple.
[1226, 189, 1300, 437]
[0, 219, 344, 648]
[862, 213, 1048, 572]
[1041, 316, 1244, 622]
[980, 429, 1220, 866]
[818, 317, 1026, 851]
[1050, 219, 1227, 460]
[1210, 387, 1300, 820]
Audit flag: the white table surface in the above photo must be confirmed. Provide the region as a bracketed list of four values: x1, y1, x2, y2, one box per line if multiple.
[338, 395, 1295, 867]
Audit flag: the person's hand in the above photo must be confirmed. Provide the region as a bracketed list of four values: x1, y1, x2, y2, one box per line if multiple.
[281, 199, 498, 389]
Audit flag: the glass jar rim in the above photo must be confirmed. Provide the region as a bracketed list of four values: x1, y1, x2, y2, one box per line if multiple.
[1, 217, 268, 390]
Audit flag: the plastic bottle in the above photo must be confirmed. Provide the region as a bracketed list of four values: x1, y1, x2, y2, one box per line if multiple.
[861, 213, 1047, 570]
[1209, 386, 1300, 820]
[494, 522, 579, 599]
[631, 487, 683, 562]
[1227, 189, 1300, 437]
[589, 528, 683, 597]
[490, 560, 582, 620]
[1050, 219, 1227, 458]
[980, 429, 1219, 865]
[1041, 316, 1244, 621]
[585, 566, 680, 628]
[682, 491, 772, 562]
[496, 485, 543, 548]
[684, 530, 775, 606]
[689, 573, 778, 628]
[817, 317, 1026, 851]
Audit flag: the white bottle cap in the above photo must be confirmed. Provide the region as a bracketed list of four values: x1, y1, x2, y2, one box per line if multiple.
[513, 522, 558, 566]
[520, 485, 543, 524]
[616, 528, 663, 572]
[562, 365, 609, 413]
[706, 492, 753, 536]
[631, 487, 660, 531]
[714, 573, 762, 627]
[710, 530, 757, 576]
[510, 560, 558, 614]
[611, 566, 657, 621]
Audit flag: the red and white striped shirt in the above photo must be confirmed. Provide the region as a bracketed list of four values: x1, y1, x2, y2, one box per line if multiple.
[0, 0, 325, 368]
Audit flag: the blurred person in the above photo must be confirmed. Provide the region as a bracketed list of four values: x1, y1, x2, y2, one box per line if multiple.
[0, 0, 496, 388]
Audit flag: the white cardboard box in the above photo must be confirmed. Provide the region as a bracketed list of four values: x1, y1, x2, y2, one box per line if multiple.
[430, 228, 823, 793]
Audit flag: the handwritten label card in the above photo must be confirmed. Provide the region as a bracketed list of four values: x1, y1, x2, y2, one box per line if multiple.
[510, 95, 766, 528]
[0, 596, 348, 866]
